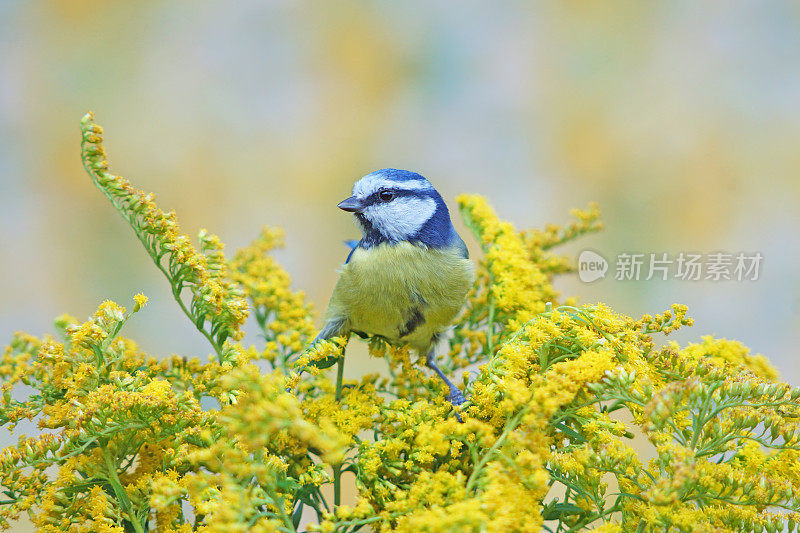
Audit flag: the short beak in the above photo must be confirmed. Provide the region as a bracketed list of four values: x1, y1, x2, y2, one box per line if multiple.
[337, 196, 363, 213]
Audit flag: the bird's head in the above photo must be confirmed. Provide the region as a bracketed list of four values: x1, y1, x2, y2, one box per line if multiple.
[338, 168, 454, 247]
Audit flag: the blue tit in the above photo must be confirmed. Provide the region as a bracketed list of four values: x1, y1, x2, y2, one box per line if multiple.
[314, 168, 475, 411]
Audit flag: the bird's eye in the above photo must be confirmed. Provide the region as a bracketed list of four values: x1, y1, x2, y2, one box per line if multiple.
[378, 190, 394, 202]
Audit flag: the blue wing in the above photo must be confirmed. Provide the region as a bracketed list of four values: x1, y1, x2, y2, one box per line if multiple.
[454, 234, 469, 259]
[344, 239, 360, 264]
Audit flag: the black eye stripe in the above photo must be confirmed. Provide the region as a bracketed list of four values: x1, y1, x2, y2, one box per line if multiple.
[366, 189, 393, 204]
[363, 188, 427, 206]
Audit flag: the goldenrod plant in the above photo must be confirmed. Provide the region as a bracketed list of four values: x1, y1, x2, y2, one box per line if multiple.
[0, 113, 798, 532]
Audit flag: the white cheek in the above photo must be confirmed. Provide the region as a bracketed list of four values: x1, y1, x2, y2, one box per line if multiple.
[365, 197, 437, 241]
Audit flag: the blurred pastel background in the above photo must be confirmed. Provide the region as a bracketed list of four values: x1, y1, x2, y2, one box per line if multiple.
[1, 0, 799, 468]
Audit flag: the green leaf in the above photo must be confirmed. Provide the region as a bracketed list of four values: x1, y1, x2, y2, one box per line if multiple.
[554, 422, 586, 444]
[292, 502, 304, 528]
[541, 502, 586, 521]
[308, 355, 340, 370]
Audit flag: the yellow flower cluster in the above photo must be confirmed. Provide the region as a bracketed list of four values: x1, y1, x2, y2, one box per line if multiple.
[230, 227, 316, 368]
[0, 296, 211, 533]
[458, 194, 555, 334]
[449, 194, 561, 364]
[1, 115, 798, 533]
[150, 367, 348, 533]
[521, 202, 603, 276]
[677, 335, 779, 381]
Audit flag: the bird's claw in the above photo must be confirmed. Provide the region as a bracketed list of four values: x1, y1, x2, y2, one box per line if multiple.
[448, 388, 466, 406]
[447, 388, 467, 423]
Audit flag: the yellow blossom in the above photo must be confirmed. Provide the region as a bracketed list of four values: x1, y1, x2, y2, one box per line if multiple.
[0, 114, 797, 532]
[132, 293, 149, 312]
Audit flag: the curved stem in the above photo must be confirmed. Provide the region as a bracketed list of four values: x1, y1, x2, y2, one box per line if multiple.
[169, 284, 223, 358]
[466, 408, 526, 492]
[103, 448, 144, 533]
[333, 354, 346, 507]
[82, 137, 224, 360]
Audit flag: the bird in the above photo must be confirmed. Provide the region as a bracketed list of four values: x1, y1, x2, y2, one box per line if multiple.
[314, 168, 475, 411]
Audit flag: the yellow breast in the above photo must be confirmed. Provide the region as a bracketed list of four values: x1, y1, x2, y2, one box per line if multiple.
[325, 242, 474, 351]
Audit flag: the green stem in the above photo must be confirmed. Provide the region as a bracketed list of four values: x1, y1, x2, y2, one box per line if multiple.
[563, 504, 621, 533]
[335, 355, 345, 403]
[333, 354, 346, 508]
[333, 471, 342, 511]
[334, 512, 400, 531]
[103, 448, 144, 533]
[82, 138, 224, 361]
[486, 297, 496, 355]
[169, 284, 223, 358]
[689, 382, 720, 450]
[274, 495, 297, 533]
[466, 408, 526, 492]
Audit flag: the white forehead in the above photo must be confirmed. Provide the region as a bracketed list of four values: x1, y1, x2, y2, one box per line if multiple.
[352, 173, 433, 198]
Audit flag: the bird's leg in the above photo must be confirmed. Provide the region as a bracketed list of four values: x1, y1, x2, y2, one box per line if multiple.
[426, 348, 466, 420]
